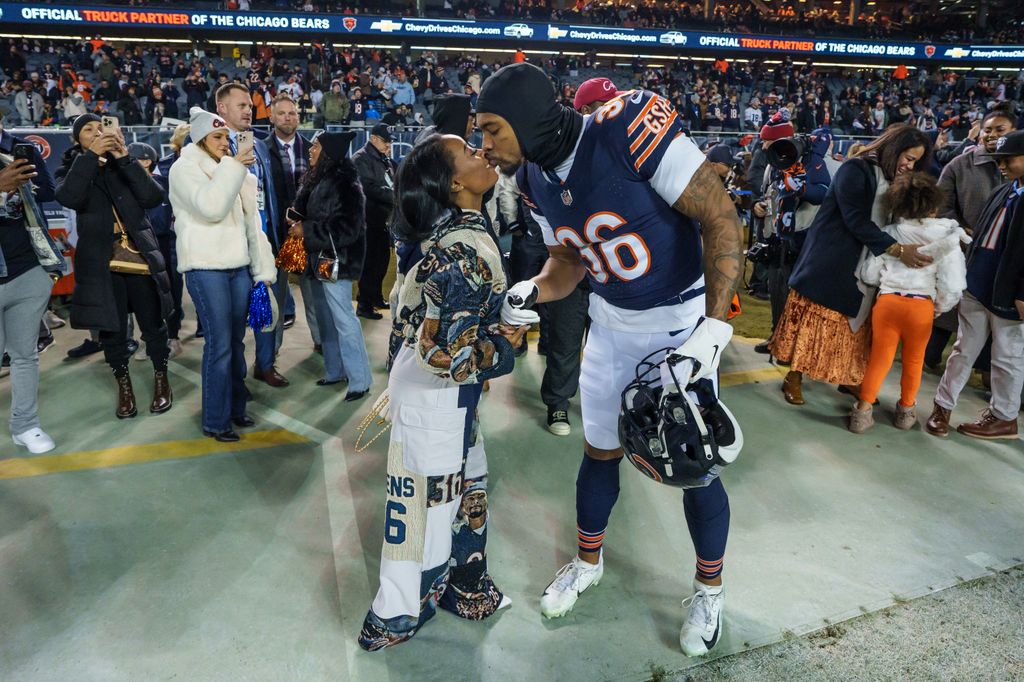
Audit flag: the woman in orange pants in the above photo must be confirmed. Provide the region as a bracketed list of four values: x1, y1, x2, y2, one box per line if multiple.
[849, 173, 969, 433]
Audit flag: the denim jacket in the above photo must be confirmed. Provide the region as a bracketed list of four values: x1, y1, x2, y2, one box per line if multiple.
[0, 135, 66, 279]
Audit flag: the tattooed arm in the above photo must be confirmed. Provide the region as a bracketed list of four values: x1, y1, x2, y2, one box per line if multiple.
[673, 160, 744, 321]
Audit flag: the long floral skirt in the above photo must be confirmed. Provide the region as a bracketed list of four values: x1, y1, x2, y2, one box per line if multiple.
[769, 289, 871, 386]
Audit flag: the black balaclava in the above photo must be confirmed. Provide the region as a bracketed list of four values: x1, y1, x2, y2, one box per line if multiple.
[432, 93, 473, 139]
[477, 63, 583, 171]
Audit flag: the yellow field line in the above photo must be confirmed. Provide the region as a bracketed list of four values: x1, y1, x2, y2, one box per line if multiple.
[0, 429, 310, 481]
[720, 365, 787, 387]
[732, 335, 768, 346]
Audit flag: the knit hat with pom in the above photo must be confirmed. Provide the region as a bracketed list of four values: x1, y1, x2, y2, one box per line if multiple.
[759, 108, 795, 141]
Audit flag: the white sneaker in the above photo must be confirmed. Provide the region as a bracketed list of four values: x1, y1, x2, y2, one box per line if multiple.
[168, 339, 183, 359]
[133, 343, 148, 361]
[12, 428, 56, 455]
[45, 310, 66, 329]
[540, 554, 603, 618]
[679, 580, 724, 657]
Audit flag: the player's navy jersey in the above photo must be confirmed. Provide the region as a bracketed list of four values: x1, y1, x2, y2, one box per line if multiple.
[516, 90, 706, 311]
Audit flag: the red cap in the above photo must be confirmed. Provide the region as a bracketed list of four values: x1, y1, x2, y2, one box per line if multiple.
[573, 77, 622, 111]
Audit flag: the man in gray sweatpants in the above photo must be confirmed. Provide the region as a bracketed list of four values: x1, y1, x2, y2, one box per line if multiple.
[0, 137, 66, 454]
[926, 130, 1024, 440]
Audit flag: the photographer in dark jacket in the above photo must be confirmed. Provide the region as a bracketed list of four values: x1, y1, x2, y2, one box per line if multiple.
[291, 132, 373, 401]
[750, 113, 832, 352]
[353, 122, 396, 319]
[55, 114, 175, 420]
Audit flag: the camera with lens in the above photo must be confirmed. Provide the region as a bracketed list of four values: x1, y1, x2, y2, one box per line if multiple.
[745, 239, 777, 264]
[765, 135, 808, 171]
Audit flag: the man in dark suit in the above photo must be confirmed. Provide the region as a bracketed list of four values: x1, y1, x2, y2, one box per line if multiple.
[263, 94, 320, 353]
[352, 123, 396, 319]
[253, 94, 319, 381]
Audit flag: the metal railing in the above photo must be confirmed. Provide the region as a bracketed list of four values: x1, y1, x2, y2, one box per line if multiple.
[13, 125, 880, 162]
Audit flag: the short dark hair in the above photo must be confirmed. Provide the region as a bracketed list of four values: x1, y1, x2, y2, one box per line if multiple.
[885, 171, 944, 222]
[391, 134, 456, 242]
[853, 123, 933, 181]
[216, 82, 249, 102]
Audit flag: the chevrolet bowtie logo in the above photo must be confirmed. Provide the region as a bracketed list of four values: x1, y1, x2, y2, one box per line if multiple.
[944, 47, 970, 59]
[371, 19, 404, 32]
[548, 25, 568, 40]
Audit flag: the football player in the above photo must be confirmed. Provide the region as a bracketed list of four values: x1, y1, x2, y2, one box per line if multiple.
[476, 64, 743, 656]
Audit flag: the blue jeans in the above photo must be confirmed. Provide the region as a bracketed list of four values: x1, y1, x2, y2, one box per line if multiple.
[254, 267, 288, 372]
[310, 278, 373, 392]
[186, 268, 251, 433]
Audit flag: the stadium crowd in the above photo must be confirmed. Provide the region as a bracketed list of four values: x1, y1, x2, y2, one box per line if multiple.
[3, 35, 1024, 145]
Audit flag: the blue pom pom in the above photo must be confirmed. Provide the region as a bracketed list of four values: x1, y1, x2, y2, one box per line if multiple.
[247, 282, 274, 332]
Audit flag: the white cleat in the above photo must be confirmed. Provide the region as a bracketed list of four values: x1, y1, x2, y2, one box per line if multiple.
[12, 428, 56, 455]
[680, 580, 724, 657]
[540, 554, 603, 618]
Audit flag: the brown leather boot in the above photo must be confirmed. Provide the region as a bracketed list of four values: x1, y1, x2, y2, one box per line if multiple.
[253, 364, 289, 387]
[924, 402, 951, 437]
[956, 410, 1019, 440]
[782, 371, 804, 405]
[116, 374, 138, 419]
[150, 371, 173, 414]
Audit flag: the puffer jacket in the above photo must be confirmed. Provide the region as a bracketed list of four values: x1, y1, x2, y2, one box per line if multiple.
[168, 142, 276, 283]
[857, 217, 970, 314]
[55, 149, 172, 332]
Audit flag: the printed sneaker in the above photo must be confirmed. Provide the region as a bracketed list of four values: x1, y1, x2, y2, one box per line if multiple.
[36, 334, 55, 355]
[547, 406, 571, 436]
[679, 580, 724, 657]
[540, 554, 603, 618]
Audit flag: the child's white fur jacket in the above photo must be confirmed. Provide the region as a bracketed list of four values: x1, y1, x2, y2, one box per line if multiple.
[857, 217, 971, 314]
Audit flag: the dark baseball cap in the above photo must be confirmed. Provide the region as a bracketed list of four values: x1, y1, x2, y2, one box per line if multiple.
[990, 130, 1024, 158]
[370, 123, 393, 142]
[706, 144, 736, 166]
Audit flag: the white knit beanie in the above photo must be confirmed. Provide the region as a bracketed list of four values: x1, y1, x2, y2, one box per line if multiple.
[188, 106, 228, 143]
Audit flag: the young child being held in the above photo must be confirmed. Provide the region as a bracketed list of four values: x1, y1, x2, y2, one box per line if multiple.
[850, 172, 970, 433]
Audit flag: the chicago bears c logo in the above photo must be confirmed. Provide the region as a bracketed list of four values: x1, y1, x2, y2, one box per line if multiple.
[628, 453, 663, 483]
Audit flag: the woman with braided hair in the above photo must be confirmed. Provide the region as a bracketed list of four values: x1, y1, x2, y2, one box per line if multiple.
[359, 134, 531, 651]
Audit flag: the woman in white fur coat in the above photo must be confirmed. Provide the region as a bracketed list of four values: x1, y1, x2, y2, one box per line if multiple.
[850, 171, 969, 433]
[169, 106, 276, 442]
